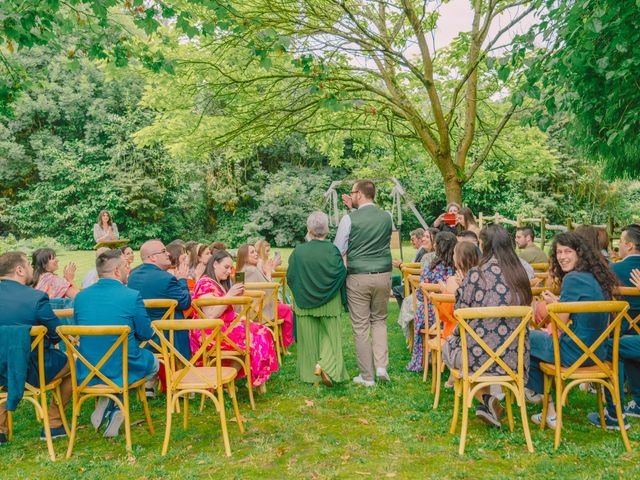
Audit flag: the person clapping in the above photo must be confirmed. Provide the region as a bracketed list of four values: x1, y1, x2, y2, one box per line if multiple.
[93, 210, 119, 244]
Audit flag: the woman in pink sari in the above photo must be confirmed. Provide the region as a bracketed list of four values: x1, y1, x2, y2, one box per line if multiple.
[191, 249, 278, 387]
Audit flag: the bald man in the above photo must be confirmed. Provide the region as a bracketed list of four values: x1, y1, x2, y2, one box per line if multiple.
[127, 240, 191, 397]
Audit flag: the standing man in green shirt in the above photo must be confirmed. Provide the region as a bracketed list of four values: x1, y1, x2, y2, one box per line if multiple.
[334, 180, 393, 386]
[515, 227, 548, 265]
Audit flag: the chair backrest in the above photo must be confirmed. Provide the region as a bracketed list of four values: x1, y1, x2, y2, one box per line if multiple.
[272, 268, 292, 305]
[0, 325, 47, 402]
[243, 290, 265, 324]
[191, 296, 252, 355]
[613, 287, 640, 334]
[244, 282, 280, 324]
[530, 262, 549, 272]
[402, 267, 422, 298]
[141, 299, 178, 353]
[546, 301, 629, 377]
[53, 308, 74, 322]
[152, 319, 224, 389]
[57, 325, 131, 393]
[454, 306, 533, 384]
[427, 293, 456, 338]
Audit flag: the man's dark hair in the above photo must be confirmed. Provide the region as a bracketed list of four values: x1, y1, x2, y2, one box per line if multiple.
[517, 227, 535, 242]
[622, 224, 640, 251]
[410, 228, 425, 239]
[0, 251, 28, 277]
[96, 249, 124, 277]
[354, 180, 376, 200]
[457, 230, 478, 242]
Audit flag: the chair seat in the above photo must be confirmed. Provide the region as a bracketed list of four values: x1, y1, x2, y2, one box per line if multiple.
[539, 361, 611, 378]
[82, 376, 147, 394]
[427, 337, 445, 350]
[173, 366, 237, 389]
[449, 368, 514, 383]
[1, 378, 63, 398]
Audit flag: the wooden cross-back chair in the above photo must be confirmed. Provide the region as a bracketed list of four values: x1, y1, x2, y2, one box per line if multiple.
[245, 281, 286, 363]
[530, 287, 560, 329]
[403, 268, 422, 351]
[530, 262, 549, 272]
[424, 292, 456, 409]
[0, 326, 69, 461]
[140, 299, 178, 357]
[273, 265, 292, 305]
[56, 325, 154, 458]
[152, 319, 244, 457]
[449, 306, 534, 455]
[539, 301, 631, 452]
[613, 286, 640, 334]
[401, 265, 422, 299]
[417, 282, 444, 382]
[191, 296, 256, 410]
[53, 308, 74, 324]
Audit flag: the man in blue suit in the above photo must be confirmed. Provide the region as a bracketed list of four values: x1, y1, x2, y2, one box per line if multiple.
[73, 249, 158, 438]
[127, 239, 191, 398]
[0, 251, 71, 444]
[611, 224, 640, 329]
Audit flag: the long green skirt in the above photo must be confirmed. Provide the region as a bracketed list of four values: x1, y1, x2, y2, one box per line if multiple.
[294, 294, 350, 383]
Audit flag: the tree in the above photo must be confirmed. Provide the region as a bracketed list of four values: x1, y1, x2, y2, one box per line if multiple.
[134, 0, 541, 203]
[529, 0, 640, 177]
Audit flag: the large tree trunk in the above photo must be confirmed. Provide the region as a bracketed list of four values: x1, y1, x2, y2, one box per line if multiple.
[443, 174, 463, 205]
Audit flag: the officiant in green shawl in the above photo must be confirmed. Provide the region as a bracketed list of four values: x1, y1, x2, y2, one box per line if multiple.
[287, 211, 349, 386]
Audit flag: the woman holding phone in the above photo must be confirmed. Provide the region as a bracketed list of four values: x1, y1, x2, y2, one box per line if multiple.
[236, 244, 294, 347]
[433, 202, 462, 235]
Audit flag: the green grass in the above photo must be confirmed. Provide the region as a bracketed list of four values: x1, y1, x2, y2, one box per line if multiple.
[6, 251, 640, 478]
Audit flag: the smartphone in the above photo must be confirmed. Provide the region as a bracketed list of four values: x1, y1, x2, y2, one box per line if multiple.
[235, 271, 245, 284]
[274, 251, 281, 260]
[443, 213, 457, 226]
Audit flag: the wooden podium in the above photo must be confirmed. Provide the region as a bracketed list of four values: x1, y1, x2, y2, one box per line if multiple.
[94, 239, 130, 250]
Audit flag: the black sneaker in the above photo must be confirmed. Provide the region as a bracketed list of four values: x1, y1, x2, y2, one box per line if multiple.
[587, 410, 631, 431]
[476, 404, 501, 428]
[40, 426, 67, 440]
[0, 432, 7, 445]
[624, 400, 640, 418]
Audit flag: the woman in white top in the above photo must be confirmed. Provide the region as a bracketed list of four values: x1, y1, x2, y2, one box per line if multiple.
[93, 210, 119, 243]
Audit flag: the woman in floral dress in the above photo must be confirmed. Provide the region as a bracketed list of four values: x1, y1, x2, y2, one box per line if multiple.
[407, 232, 458, 372]
[191, 249, 278, 387]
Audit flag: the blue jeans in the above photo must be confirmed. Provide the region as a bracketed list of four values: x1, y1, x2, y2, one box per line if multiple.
[145, 356, 160, 382]
[527, 330, 556, 394]
[605, 334, 640, 415]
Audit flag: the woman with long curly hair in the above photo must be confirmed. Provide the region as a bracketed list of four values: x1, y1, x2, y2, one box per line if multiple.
[527, 231, 619, 429]
[407, 231, 457, 372]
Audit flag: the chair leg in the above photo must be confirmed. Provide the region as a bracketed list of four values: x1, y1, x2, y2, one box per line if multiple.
[450, 379, 461, 434]
[7, 411, 12, 441]
[245, 356, 256, 410]
[612, 379, 632, 452]
[217, 387, 232, 457]
[66, 404, 79, 459]
[229, 380, 245, 434]
[553, 378, 563, 450]
[432, 351, 442, 410]
[199, 391, 207, 413]
[505, 389, 515, 433]
[596, 386, 606, 429]
[541, 375, 549, 431]
[139, 386, 154, 434]
[161, 393, 173, 456]
[53, 385, 70, 435]
[422, 335, 429, 383]
[273, 325, 282, 366]
[123, 391, 132, 452]
[518, 387, 534, 453]
[40, 392, 56, 461]
[183, 395, 189, 430]
[458, 384, 469, 455]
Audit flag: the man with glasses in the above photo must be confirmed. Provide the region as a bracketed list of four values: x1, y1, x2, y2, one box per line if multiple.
[127, 240, 191, 397]
[335, 180, 393, 386]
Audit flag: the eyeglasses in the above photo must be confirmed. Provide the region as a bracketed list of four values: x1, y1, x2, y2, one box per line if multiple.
[350, 190, 359, 195]
[149, 249, 168, 256]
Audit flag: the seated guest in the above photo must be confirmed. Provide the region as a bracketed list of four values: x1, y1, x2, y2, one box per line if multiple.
[444, 241, 480, 305]
[165, 242, 188, 278]
[407, 232, 457, 373]
[457, 230, 479, 246]
[286, 212, 349, 386]
[515, 227, 548, 264]
[120, 245, 135, 267]
[433, 203, 461, 234]
[574, 225, 606, 262]
[457, 207, 480, 237]
[236, 244, 294, 348]
[255, 239, 282, 276]
[127, 240, 191, 396]
[610, 224, 640, 330]
[93, 209, 119, 244]
[32, 248, 79, 308]
[73, 250, 158, 438]
[0, 251, 72, 444]
[526, 232, 618, 429]
[188, 244, 211, 287]
[81, 247, 110, 289]
[191, 250, 278, 389]
[420, 228, 439, 267]
[443, 225, 533, 428]
[392, 228, 426, 308]
[209, 241, 226, 255]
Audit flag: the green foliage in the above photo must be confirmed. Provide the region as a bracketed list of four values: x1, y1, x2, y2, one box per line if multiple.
[530, 0, 640, 177]
[0, 234, 64, 255]
[243, 165, 334, 247]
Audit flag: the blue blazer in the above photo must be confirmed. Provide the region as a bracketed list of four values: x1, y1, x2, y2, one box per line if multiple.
[127, 263, 192, 359]
[0, 279, 67, 382]
[73, 279, 155, 387]
[610, 255, 640, 321]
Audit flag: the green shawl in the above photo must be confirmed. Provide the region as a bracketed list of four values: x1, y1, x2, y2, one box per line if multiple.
[286, 239, 347, 310]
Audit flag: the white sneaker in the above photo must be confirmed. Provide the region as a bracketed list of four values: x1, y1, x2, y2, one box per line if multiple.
[531, 412, 556, 429]
[90, 397, 113, 429]
[145, 376, 158, 399]
[525, 388, 543, 405]
[352, 375, 375, 387]
[376, 368, 390, 383]
[103, 409, 124, 438]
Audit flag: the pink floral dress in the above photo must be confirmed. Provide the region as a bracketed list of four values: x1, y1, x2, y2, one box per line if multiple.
[190, 276, 278, 386]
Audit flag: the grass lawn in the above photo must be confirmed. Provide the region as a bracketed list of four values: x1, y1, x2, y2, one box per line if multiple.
[5, 250, 640, 478]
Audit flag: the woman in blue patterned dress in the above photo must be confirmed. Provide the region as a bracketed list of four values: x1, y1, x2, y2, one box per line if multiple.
[407, 232, 458, 372]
